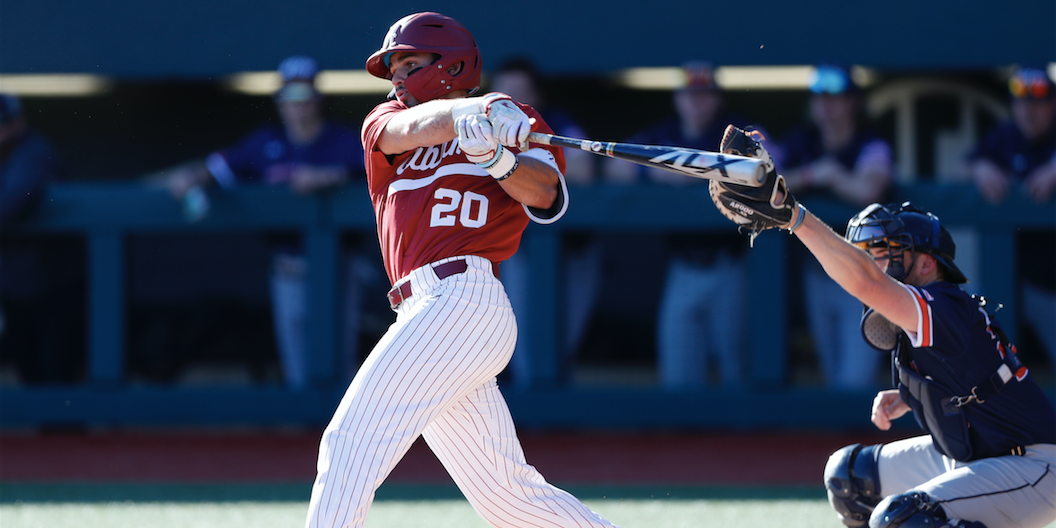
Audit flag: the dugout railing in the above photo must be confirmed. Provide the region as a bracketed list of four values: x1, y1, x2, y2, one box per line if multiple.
[0, 182, 1052, 430]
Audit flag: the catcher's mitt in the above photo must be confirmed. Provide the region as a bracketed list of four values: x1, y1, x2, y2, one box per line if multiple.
[709, 124, 800, 245]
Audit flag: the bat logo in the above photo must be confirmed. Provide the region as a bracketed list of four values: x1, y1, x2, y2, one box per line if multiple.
[648, 150, 746, 180]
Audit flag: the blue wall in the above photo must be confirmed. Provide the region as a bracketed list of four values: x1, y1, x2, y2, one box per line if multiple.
[3, 0, 1054, 78]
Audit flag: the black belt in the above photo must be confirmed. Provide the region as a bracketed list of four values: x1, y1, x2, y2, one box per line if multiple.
[387, 259, 470, 310]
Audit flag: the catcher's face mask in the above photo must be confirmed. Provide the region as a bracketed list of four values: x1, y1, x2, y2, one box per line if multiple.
[845, 203, 913, 282]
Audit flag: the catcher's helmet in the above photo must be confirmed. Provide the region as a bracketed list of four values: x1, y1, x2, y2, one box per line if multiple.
[845, 201, 967, 284]
[365, 12, 482, 103]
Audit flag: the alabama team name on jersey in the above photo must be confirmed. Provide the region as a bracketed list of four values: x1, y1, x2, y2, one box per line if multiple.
[396, 139, 462, 176]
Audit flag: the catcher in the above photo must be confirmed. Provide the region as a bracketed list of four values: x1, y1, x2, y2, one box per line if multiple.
[711, 126, 1056, 528]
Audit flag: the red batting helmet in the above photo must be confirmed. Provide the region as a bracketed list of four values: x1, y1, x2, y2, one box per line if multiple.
[365, 12, 482, 102]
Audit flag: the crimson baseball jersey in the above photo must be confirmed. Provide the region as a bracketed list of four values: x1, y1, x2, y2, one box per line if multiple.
[362, 99, 566, 284]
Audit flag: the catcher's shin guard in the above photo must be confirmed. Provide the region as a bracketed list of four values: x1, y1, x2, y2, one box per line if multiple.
[825, 443, 883, 527]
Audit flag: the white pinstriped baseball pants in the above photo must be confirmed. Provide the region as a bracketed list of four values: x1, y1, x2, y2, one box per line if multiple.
[305, 255, 618, 528]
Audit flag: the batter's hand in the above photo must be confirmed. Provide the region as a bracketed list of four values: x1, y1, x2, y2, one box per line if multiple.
[450, 92, 530, 151]
[450, 92, 513, 122]
[871, 389, 910, 430]
[486, 100, 531, 152]
[455, 114, 502, 166]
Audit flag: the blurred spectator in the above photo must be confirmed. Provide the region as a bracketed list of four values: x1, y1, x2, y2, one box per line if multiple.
[605, 61, 753, 389]
[775, 64, 895, 389]
[146, 56, 378, 389]
[490, 56, 601, 387]
[966, 65, 1056, 370]
[0, 93, 86, 384]
[968, 65, 1056, 205]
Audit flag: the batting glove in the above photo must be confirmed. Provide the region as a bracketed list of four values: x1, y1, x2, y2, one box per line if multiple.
[455, 114, 518, 181]
[450, 92, 531, 152]
[487, 100, 531, 152]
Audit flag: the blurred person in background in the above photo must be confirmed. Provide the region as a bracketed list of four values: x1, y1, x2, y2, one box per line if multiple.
[967, 64, 1056, 373]
[605, 61, 754, 389]
[968, 65, 1056, 205]
[149, 56, 378, 389]
[0, 93, 86, 384]
[489, 56, 601, 387]
[775, 64, 895, 390]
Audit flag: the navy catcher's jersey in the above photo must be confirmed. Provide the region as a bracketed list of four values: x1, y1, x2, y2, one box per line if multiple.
[895, 281, 1056, 455]
[207, 122, 365, 188]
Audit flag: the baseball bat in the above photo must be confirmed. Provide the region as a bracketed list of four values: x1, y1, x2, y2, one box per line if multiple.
[528, 132, 767, 187]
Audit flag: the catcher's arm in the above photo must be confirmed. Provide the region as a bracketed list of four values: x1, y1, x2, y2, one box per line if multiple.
[788, 207, 921, 333]
[714, 125, 927, 338]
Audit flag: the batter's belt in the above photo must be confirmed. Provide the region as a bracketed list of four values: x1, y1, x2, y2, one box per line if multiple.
[386, 258, 500, 310]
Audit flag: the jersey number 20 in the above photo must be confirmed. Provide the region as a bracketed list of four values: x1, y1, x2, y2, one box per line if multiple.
[430, 188, 489, 228]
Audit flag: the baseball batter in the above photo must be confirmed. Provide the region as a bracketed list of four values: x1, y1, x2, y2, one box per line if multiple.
[710, 125, 1056, 528]
[304, 12, 618, 528]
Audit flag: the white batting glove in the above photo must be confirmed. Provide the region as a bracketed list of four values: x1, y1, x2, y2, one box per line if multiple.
[450, 92, 530, 151]
[455, 114, 518, 181]
[456, 114, 499, 164]
[487, 100, 531, 152]
[450, 92, 512, 120]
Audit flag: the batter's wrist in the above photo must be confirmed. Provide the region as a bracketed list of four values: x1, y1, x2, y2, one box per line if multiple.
[480, 146, 518, 181]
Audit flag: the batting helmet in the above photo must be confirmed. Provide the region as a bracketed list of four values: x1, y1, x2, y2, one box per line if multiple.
[365, 12, 482, 103]
[845, 201, 968, 284]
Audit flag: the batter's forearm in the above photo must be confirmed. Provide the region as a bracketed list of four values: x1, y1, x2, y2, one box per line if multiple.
[378, 100, 459, 155]
[498, 156, 559, 209]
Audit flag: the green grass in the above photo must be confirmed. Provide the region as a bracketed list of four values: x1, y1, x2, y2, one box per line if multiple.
[2, 484, 1053, 528]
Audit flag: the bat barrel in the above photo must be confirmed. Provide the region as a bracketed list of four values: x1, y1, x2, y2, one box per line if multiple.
[527, 131, 766, 187]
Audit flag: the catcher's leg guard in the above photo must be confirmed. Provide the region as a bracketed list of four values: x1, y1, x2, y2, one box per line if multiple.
[869, 491, 988, 528]
[825, 443, 883, 527]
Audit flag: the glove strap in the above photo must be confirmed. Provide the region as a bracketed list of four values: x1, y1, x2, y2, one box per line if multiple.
[787, 204, 807, 233]
[479, 146, 519, 181]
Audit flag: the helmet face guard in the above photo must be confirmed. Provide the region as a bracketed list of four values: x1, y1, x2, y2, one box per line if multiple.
[845, 202, 968, 284]
[365, 12, 482, 103]
[846, 203, 913, 281]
